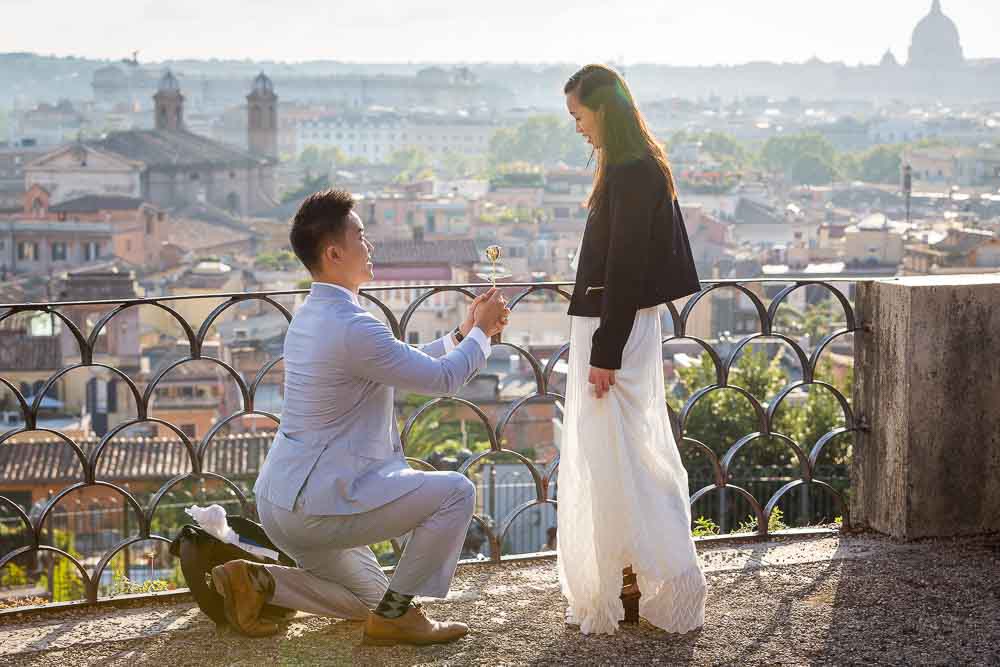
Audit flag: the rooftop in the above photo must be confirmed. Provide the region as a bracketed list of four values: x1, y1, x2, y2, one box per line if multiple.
[2, 534, 997, 666]
[89, 130, 264, 170]
[0, 432, 271, 484]
[0, 330, 60, 372]
[48, 195, 148, 214]
[166, 220, 255, 253]
[373, 239, 479, 266]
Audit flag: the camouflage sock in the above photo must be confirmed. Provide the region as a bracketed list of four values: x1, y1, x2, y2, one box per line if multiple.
[373, 589, 414, 619]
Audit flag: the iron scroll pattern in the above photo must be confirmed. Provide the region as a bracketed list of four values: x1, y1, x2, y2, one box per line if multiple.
[0, 279, 860, 606]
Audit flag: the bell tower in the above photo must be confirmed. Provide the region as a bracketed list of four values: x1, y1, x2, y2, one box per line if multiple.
[153, 70, 184, 131]
[247, 72, 278, 159]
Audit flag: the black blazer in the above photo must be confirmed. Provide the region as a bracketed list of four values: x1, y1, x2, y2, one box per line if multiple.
[567, 155, 702, 370]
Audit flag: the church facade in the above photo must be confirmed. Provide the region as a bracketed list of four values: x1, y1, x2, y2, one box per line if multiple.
[27, 72, 278, 217]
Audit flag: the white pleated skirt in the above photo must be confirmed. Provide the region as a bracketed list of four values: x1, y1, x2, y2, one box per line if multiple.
[557, 307, 707, 635]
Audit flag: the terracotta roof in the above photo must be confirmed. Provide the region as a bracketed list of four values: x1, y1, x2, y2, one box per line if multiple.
[49, 195, 147, 214]
[373, 239, 479, 266]
[735, 198, 784, 226]
[166, 219, 255, 253]
[0, 432, 274, 484]
[89, 129, 263, 170]
[935, 228, 995, 253]
[0, 330, 60, 371]
[58, 270, 138, 301]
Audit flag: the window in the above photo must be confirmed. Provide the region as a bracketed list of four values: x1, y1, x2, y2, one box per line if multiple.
[190, 172, 200, 181]
[125, 240, 132, 252]
[84, 242, 100, 261]
[146, 218, 155, 235]
[408, 331, 420, 345]
[180, 424, 197, 438]
[51, 242, 67, 261]
[17, 242, 38, 261]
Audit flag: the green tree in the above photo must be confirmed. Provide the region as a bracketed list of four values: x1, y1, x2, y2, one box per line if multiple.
[389, 147, 436, 182]
[281, 171, 331, 204]
[2, 562, 28, 587]
[858, 145, 903, 184]
[255, 250, 297, 271]
[773, 361, 853, 463]
[671, 347, 789, 464]
[670, 342, 851, 467]
[489, 116, 588, 168]
[398, 394, 491, 461]
[761, 133, 838, 185]
[670, 131, 751, 171]
[802, 300, 840, 343]
[790, 154, 837, 185]
[389, 147, 428, 171]
[438, 151, 484, 180]
[51, 531, 85, 602]
[299, 145, 346, 170]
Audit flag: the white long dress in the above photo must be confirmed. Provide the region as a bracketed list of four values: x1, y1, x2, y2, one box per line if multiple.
[557, 307, 707, 635]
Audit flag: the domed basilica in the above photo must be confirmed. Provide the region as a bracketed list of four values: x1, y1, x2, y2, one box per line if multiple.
[907, 0, 964, 70]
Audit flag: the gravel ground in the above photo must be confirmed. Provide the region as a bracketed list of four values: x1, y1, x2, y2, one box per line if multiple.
[3, 534, 999, 666]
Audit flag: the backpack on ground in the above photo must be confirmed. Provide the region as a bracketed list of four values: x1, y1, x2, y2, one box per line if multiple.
[169, 515, 296, 626]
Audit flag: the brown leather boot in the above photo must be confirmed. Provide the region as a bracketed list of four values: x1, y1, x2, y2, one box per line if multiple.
[362, 603, 469, 646]
[211, 560, 279, 638]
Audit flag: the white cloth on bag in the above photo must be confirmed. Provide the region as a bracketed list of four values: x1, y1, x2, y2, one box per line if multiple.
[557, 307, 707, 635]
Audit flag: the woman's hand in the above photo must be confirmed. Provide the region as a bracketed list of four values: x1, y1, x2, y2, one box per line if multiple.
[588, 366, 616, 399]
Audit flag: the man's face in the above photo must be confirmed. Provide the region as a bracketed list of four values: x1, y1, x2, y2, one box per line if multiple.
[328, 211, 374, 286]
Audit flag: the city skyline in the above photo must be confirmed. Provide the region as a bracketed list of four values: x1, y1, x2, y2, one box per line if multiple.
[4, 0, 999, 68]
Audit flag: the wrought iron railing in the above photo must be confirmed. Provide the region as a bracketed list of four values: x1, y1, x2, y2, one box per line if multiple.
[0, 279, 861, 608]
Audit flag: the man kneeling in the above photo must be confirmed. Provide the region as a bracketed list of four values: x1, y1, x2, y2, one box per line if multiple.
[212, 189, 509, 644]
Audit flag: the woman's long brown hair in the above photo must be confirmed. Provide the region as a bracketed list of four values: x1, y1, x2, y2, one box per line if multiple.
[564, 64, 677, 209]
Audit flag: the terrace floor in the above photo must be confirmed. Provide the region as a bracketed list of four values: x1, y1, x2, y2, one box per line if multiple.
[2, 532, 998, 666]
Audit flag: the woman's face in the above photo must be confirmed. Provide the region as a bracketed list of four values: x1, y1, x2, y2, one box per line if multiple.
[566, 90, 603, 149]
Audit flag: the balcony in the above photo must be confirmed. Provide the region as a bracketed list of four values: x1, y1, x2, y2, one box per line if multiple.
[1, 275, 998, 664]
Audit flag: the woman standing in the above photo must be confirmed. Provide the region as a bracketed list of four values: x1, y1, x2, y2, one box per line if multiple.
[558, 64, 707, 635]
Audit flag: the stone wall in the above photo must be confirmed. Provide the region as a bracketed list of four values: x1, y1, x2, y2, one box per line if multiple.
[852, 275, 1000, 539]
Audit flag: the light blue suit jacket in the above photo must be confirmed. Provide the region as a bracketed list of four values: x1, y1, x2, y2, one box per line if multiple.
[253, 283, 488, 515]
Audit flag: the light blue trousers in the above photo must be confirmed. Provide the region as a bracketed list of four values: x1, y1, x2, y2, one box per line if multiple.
[256, 471, 475, 620]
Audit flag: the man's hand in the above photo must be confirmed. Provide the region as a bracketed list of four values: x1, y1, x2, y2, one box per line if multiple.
[460, 288, 498, 338]
[588, 366, 616, 399]
[474, 290, 509, 337]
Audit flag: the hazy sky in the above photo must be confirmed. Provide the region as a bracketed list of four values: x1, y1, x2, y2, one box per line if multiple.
[5, 0, 998, 66]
